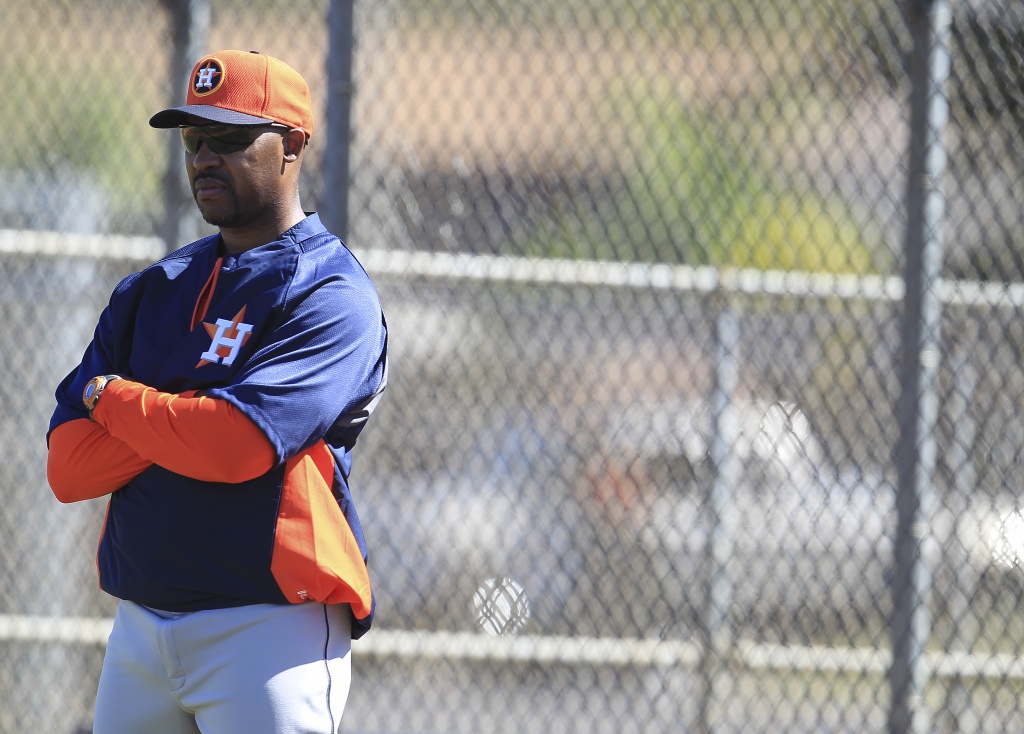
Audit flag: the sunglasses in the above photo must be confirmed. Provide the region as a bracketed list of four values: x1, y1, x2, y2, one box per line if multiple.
[180, 124, 290, 155]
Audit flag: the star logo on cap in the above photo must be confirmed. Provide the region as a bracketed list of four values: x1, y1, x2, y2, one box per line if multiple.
[193, 59, 224, 96]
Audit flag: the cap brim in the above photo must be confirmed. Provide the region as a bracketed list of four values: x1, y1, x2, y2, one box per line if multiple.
[149, 104, 274, 128]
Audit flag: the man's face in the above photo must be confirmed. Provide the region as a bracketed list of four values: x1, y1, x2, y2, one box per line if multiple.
[182, 125, 290, 229]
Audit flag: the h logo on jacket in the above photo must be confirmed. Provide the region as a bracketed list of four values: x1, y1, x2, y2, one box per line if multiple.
[199, 307, 253, 367]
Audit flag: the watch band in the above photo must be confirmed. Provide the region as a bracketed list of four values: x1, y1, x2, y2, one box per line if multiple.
[83, 375, 121, 418]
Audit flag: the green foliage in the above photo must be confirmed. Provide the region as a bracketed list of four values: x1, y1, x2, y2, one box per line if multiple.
[521, 79, 879, 275]
[1, 51, 164, 226]
[730, 193, 875, 274]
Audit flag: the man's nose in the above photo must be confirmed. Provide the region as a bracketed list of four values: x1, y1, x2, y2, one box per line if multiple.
[191, 140, 222, 167]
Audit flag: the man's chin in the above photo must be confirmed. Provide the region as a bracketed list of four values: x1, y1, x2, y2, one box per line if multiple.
[201, 213, 236, 227]
[195, 202, 239, 228]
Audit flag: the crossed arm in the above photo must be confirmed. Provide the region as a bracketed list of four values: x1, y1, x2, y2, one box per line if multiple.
[47, 379, 276, 503]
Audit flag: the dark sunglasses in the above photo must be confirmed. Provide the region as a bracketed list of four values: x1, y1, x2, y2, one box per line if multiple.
[180, 124, 289, 155]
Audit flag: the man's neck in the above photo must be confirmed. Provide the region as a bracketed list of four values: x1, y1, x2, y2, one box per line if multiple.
[218, 208, 307, 254]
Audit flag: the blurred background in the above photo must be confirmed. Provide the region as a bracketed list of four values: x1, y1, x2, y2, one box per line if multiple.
[4, 0, 1024, 732]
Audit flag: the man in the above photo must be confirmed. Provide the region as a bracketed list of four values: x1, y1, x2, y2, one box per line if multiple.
[46, 50, 388, 733]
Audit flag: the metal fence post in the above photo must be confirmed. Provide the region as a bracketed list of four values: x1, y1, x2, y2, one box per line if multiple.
[698, 293, 741, 734]
[940, 346, 978, 733]
[322, 0, 356, 242]
[889, 1, 952, 732]
[158, 0, 210, 254]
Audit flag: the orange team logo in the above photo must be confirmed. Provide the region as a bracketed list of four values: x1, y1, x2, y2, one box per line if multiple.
[192, 59, 225, 96]
[198, 306, 254, 368]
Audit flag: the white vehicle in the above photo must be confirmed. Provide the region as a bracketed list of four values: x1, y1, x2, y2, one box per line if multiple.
[361, 395, 1022, 638]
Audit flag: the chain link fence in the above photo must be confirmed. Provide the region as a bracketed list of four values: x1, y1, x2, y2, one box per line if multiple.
[4, 0, 1024, 732]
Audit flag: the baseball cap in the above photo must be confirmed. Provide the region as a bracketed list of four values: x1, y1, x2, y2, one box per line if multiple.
[149, 50, 314, 138]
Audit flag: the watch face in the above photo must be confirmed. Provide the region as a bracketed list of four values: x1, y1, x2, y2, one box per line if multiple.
[83, 376, 107, 409]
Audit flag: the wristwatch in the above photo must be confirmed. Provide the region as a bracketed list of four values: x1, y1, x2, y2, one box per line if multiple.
[83, 375, 121, 419]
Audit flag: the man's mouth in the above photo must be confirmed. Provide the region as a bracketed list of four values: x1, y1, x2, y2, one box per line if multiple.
[193, 177, 228, 194]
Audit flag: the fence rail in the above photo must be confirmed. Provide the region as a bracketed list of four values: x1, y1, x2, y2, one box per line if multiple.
[10, 613, 1024, 687]
[18, 229, 1024, 314]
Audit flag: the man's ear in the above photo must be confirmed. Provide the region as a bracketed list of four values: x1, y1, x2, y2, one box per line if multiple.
[282, 129, 306, 161]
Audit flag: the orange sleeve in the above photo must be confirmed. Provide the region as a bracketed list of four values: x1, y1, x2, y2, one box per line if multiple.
[47, 419, 153, 503]
[91, 379, 277, 484]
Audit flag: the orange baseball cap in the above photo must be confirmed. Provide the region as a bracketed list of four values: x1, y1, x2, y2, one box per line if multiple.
[149, 50, 314, 138]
